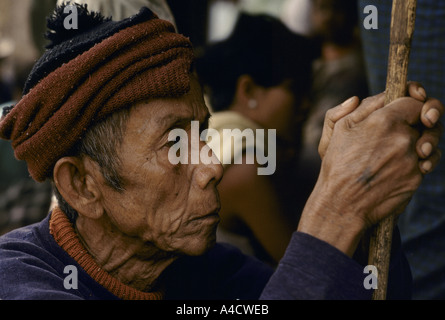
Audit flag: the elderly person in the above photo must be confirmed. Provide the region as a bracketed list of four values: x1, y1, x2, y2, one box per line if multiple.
[0, 4, 443, 300]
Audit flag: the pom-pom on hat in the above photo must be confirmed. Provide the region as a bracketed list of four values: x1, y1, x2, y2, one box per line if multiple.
[0, 3, 194, 182]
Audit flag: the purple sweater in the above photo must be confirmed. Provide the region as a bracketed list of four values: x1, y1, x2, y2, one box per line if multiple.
[0, 212, 411, 299]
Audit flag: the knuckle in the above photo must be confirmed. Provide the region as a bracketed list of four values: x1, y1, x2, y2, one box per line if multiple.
[392, 132, 415, 151]
[339, 115, 355, 130]
[368, 114, 384, 128]
[325, 108, 335, 119]
[366, 112, 393, 131]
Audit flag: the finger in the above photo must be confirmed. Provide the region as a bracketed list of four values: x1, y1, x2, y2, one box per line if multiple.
[420, 97, 444, 128]
[419, 149, 442, 174]
[318, 96, 360, 158]
[347, 92, 386, 125]
[326, 96, 360, 123]
[416, 123, 443, 159]
[406, 81, 427, 102]
[383, 97, 424, 126]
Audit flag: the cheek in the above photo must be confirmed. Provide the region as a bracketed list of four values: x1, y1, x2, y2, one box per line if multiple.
[145, 184, 218, 254]
[148, 190, 189, 236]
[105, 154, 190, 236]
[281, 98, 296, 118]
[136, 164, 195, 244]
[111, 149, 217, 254]
[268, 92, 295, 122]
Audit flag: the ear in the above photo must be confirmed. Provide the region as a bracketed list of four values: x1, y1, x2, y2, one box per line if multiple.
[234, 75, 261, 108]
[53, 156, 104, 219]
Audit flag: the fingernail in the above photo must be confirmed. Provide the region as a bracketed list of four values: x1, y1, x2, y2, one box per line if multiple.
[421, 142, 433, 157]
[417, 87, 427, 100]
[422, 160, 433, 173]
[426, 109, 440, 125]
[341, 96, 355, 106]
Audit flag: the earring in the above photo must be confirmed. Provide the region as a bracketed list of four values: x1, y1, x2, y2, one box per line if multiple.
[248, 99, 258, 109]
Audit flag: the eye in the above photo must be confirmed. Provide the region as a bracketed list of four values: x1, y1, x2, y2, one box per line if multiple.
[165, 135, 181, 148]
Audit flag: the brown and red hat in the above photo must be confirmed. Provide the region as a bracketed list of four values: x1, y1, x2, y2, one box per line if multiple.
[0, 4, 194, 182]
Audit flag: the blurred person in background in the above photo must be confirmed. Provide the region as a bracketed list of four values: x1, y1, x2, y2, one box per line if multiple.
[57, 0, 176, 25]
[196, 13, 318, 265]
[299, 0, 369, 191]
[0, 37, 14, 105]
[0, 22, 53, 236]
[280, 0, 313, 36]
[0, 0, 68, 235]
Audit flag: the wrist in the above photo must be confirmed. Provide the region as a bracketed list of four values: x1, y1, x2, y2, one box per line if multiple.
[297, 181, 366, 257]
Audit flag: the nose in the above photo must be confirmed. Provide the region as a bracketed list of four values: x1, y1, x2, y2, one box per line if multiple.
[194, 142, 224, 190]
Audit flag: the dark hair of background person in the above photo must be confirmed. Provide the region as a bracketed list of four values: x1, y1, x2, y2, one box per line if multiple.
[195, 12, 319, 113]
[310, 0, 359, 46]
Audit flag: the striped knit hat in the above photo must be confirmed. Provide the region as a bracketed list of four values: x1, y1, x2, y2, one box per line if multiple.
[0, 4, 194, 182]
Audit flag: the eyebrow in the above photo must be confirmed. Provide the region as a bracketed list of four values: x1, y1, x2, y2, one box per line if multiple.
[158, 114, 192, 137]
[158, 112, 211, 136]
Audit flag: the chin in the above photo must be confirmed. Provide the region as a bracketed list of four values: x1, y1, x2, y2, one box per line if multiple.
[182, 230, 217, 256]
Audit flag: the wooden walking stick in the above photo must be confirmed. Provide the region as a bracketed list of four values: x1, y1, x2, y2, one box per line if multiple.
[368, 0, 418, 300]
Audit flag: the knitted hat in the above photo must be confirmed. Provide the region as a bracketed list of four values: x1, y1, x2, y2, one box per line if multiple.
[0, 4, 194, 182]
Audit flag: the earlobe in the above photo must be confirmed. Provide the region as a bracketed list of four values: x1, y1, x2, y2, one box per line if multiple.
[235, 75, 260, 109]
[247, 99, 258, 109]
[53, 156, 104, 219]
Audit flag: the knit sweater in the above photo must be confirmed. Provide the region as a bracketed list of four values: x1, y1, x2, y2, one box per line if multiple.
[49, 207, 163, 299]
[0, 209, 272, 300]
[0, 209, 411, 299]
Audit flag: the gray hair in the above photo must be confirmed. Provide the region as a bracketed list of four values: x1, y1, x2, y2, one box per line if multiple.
[53, 108, 130, 222]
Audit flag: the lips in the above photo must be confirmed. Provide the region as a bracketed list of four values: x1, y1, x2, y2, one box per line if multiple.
[193, 206, 221, 222]
[202, 208, 221, 220]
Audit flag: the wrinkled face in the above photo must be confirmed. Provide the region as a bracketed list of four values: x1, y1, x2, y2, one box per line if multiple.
[100, 78, 223, 256]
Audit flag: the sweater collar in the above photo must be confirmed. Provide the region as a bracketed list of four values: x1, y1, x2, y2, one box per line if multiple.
[49, 207, 163, 300]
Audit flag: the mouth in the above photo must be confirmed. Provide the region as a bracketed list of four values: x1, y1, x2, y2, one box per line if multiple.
[203, 208, 221, 220]
[193, 206, 221, 223]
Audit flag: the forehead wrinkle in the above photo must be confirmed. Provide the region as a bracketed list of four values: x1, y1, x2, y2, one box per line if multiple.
[158, 113, 192, 130]
[131, 79, 209, 138]
[131, 99, 190, 136]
